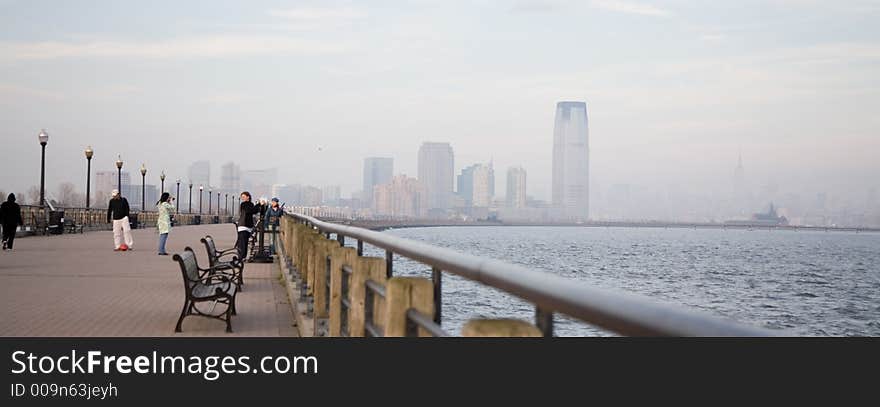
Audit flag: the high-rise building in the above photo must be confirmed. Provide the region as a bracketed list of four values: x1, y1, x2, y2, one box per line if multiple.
[129, 184, 158, 211]
[240, 168, 278, 199]
[272, 184, 302, 205]
[188, 161, 211, 190]
[457, 163, 494, 207]
[301, 186, 323, 207]
[322, 185, 341, 206]
[551, 101, 589, 220]
[220, 162, 240, 193]
[374, 175, 428, 218]
[363, 158, 393, 207]
[506, 166, 527, 209]
[418, 142, 454, 212]
[94, 170, 130, 203]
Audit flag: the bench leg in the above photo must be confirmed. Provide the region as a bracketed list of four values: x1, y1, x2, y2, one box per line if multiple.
[225, 300, 233, 333]
[175, 299, 189, 333]
[230, 291, 237, 316]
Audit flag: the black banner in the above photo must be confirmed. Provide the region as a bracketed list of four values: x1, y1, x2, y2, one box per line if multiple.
[1, 338, 874, 405]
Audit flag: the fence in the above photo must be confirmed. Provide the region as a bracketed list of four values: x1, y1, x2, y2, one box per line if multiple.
[278, 212, 780, 337]
[16, 205, 234, 235]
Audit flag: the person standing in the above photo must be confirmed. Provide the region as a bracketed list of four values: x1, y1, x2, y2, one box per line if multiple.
[264, 197, 284, 255]
[107, 189, 134, 251]
[1, 193, 23, 251]
[236, 191, 265, 260]
[156, 192, 175, 255]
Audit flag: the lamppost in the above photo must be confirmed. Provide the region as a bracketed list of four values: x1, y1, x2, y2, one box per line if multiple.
[115, 155, 124, 192]
[84, 146, 93, 208]
[198, 185, 203, 214]
[176, 179, 181, 214]
[188, 182, 193, 213]
[208, 188, 212, 215]
[216, 192, 220, 216]
[160, 171, 166, 194]
[225, 193, 229, 216]
[140, 164, 147, 212]
[38, 129, 49, 207]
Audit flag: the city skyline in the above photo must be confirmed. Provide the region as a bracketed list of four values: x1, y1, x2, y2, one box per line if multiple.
[0, 1, 877, 225]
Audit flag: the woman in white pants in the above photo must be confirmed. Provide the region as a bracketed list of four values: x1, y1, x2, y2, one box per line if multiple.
[107, 189, 134, 250]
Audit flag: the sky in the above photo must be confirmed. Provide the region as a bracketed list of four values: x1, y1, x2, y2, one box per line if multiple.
[1, 0, 878, 212]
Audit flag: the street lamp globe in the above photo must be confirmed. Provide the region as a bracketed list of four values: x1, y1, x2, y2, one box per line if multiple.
[38, 129, 49, 145]
[84, 146, 93, 159]
[140, 163, 147, 177]
[116, 155, 123, 169]
[160, 171, 166, 182]
[199, 185, 203, 191]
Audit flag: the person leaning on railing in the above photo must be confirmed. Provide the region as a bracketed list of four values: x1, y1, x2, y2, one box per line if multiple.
[264, 197, 284, 255]
[235, 191, 265, 260]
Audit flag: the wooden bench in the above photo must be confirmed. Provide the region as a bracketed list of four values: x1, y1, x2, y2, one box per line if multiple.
[201, 235, 244, 290]
[172, 248, 238, 333]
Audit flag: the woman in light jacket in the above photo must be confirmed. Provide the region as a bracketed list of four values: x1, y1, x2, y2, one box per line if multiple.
[156, 192, 175, 255]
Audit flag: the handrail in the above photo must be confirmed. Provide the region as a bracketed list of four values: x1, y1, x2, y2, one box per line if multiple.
[291, 212, 780, 337]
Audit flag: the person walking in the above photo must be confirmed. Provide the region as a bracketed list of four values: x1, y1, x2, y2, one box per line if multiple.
[156, 192, 175, 255]
[107, 189, 134, 251]
[1, 193, 23, 251]
[235, 191, 265, 260]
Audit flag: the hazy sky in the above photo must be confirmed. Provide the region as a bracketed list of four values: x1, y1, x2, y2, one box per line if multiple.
[1, 0, 878, 204]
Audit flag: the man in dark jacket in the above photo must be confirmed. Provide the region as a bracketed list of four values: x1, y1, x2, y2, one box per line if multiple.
[1, 193, 23, 251]
[107, 189, 134, 251]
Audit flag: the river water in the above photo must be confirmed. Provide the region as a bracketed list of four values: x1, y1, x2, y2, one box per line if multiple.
[363, 226, 880, 336]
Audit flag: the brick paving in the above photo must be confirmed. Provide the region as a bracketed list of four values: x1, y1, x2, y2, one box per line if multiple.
[0, 224, 298, 337]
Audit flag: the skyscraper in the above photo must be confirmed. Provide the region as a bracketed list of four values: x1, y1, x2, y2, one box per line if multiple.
[457, 163, 494, 207]
[373, 175, 428, 218]
[220, 162, 240, 193]
[551, 101, 589, 220]
[363, 157, 393, 207]
[418, 142, 454, 212]
[95, 170, 130, 202]
[188, 161, 211, 190]
[506, 166, 527, 209]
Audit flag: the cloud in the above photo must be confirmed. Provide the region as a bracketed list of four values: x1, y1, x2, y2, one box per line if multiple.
[0, 35, 346, 61]
[268, 7, 366, 21]
[590, 0, 672, 17]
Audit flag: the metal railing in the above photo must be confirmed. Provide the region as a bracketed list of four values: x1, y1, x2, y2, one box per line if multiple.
[289, 212, 779, 337]
[16, 204, 235, 235]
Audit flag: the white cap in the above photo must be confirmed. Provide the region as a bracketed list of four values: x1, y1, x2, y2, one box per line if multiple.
[111, 189, 119, 196]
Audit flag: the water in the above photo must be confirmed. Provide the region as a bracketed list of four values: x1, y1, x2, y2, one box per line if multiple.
[361, 226, 880, 336]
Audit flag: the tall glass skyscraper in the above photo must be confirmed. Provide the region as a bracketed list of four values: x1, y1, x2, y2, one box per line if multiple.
[363, 157, 394, 207]
[418, 142, 454, 211]
[552, 101, 589, 220]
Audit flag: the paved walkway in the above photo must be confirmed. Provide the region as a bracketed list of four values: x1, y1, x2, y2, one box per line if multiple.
[0, 224, 298, 337]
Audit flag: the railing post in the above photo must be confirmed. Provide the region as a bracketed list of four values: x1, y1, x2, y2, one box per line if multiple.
[328, 245, 357, 337]
[535, 307, 554, 337]
[432, 267, 442, 325]
[385, 250, 393, 278]
[383, 277, 434, 337]
[348, 257, 387, 337]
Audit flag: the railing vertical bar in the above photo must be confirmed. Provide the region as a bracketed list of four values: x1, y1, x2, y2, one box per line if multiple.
[535, 307, 554, 338]
[432, 267, 442, 324]
[357, 239, 363, 256]
[385, 250, 393, 278]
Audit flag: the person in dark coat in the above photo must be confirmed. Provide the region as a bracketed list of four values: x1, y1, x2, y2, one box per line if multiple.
[1, 193, 23, 251]
[235, 191, 265, 260]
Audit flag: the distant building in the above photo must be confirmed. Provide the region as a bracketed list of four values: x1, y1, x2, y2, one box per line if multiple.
[272, 184, 302, 206]
[220, 162, 240, 193]
[94, 170, 130, 203]
[301, 186, 323, 207]
[506, 166, 527, 209]
[363, 157, 393, 207]
[418, 142, 454, 211]
[188, 161, 211, 190]
[241, 168, 278, 199]
[457, 163, 494, 207]
[552, 101, 589, 220]
[129, 184, 158, 211]
[374, 175, 428, 218]
[322, 185, 341, 206]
